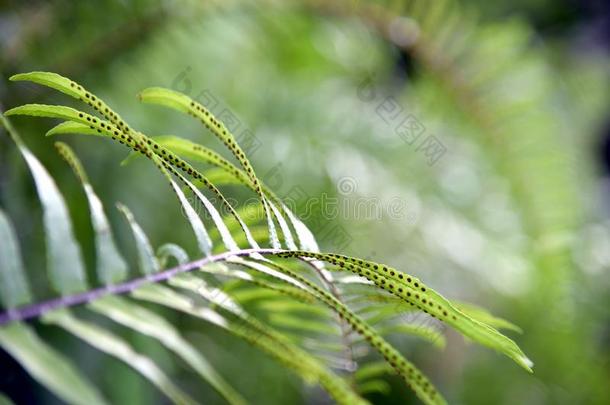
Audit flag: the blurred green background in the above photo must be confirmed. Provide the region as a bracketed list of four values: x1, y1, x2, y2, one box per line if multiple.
[1, 0, 609, 404]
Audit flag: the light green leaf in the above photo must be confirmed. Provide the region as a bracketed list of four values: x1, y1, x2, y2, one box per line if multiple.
[138, 87, 281, 249]
[0, 209, 32, 308]
[7, 103, 262, 255]
[47, 121, 99, 137]
[235, 258, 446, 405]
[152, 136, 307, 251]
[89, 296, 245, 405]
[168, 178, 213, 256]
[358, 380, 391, 395]
[354, 361, 392, 382]
[274, 251, 533, 372]
[55, 142, 128, 285]
[454, 301, 523, 333]
[132, 284, 367, 405]
[157, 243, 190, 266]
[1, 114, 87, 295]
[116, 203, 160, 275]
[42, 309, 198, 405]
[10, 72, 83, 99]
[0, 322, 107, 405]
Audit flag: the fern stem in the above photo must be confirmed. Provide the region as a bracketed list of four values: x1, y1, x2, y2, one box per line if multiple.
[0, 248, 281, 325]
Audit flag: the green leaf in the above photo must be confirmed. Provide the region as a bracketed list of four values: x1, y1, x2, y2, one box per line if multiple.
[354, 361, 392, 382]
[454, 301, 523, 333]
[168, 178, 213, 256]
[152, 136, 308, 251]
[132, 283, 367, 405]
[116, 203, 160, 275]
[138, 87, 281, 249]
[0, 322, 107, 405]
[0, 209, 32, 308]
[225, 259, 446, 405]
[47, 121, 99, 137]
[42, 309, 198, 405]
[169, 170, 242, 252]
[1, 114, 87, 295]
[10, 71, 83, 99]
[89, 296, 246, 405]
[358, 380, 391, 395]
[157, 243, 190, 266]
[273, 251, 533, 372]
[5, 104, 84, 121]
[7, 103, 259, 254]
[55, 142, 128, 285]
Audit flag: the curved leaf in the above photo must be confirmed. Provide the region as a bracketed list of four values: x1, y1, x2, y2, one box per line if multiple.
[1, 114, 87, 295]
[0, 210, 32, 308]
[89, 296, 245, 405]
[157, 243, 190, 266]
[0, 322, 107, 405]
[55, 142, 128, 285]
[42, 309, 198, 405]
[116, 203, 160, 275]
[138, 87, 281, 249]
[272, 251, 533, 372]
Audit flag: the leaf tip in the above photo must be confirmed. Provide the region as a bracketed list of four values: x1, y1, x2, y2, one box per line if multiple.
[3, 107, 19, 116]
[8, 73, 25, 82]
[46, 127, 58, 137]
[519, 355, 534, 372]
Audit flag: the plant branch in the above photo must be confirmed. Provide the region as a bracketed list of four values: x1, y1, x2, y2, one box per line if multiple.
[0, 248, 283, 325]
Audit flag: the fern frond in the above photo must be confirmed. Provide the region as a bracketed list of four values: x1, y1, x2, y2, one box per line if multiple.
[271, 251, 533, 371]
[1, 70, 533, 405]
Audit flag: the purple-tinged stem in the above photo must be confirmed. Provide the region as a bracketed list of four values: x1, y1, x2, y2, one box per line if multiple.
[0, 248, 282, 325]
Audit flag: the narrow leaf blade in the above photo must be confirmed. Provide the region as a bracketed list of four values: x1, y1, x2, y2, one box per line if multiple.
[42, 309, 197, 405]
[0, 210, 32, 308]
[0, 322, 107, 405]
